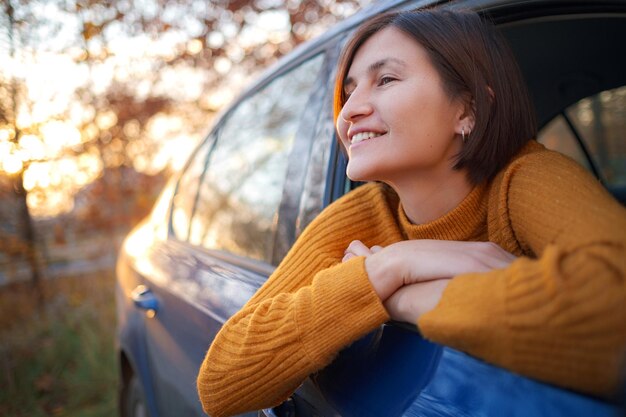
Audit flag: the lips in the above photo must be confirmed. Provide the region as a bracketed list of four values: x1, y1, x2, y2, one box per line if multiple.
[350, 131, 385, 144]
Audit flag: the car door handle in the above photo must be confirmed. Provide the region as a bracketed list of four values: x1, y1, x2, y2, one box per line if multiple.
[131, 285, 159, 312]
[259, 397, 295, 417]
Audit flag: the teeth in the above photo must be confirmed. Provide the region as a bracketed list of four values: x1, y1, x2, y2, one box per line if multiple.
[351, 131, 383, 144]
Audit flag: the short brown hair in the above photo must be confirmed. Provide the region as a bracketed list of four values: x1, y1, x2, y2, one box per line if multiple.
[334, 9, 537, 184]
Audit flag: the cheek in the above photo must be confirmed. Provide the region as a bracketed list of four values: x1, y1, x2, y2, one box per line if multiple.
[394, 92, 451, 139]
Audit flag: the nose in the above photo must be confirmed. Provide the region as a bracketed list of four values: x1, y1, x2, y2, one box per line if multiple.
[340, 87, 373, 123]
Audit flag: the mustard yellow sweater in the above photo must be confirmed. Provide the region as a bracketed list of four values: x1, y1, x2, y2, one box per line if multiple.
[197, 141, 626, 417]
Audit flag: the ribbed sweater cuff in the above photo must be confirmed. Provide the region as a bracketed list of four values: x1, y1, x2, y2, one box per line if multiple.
[297, 256, 390, 366]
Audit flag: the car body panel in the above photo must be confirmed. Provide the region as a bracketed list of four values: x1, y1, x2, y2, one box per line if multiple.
[118, 204, 266, 417]
[309, 328, 620, 417]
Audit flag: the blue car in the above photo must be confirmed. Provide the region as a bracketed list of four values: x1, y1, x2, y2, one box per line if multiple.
[116, 0, 626, 416]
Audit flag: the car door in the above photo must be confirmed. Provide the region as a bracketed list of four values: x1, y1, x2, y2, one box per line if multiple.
[135, 51, 328, 417]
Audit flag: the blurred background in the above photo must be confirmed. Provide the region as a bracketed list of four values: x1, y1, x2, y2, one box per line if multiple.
[0, 1, 371, 415]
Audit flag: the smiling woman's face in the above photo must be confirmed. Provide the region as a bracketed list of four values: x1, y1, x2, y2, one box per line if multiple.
[337, 27, 467, 186]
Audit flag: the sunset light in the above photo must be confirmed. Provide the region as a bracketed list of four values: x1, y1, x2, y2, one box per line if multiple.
[3, 2, 625, 417]
[0, 0, 363, 218]
[0, 2, 380, 416]
[2, 153, 23, 175]
[0, 23, 206, 216]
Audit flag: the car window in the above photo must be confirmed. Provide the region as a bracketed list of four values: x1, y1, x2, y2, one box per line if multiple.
[188, 54, 324, 264]
[537, 116, 591, 171]
[538, 85, 626, 188]
[170, 137, 213, 241]
[295, 42, 343, 239]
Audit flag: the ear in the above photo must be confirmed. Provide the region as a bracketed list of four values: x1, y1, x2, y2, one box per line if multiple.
[453, 95, 475, 136]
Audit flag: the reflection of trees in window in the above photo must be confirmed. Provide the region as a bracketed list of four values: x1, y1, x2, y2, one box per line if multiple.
[189, 55, 324, 263]
[171, 138, 212, 240]
[297, 77, 337, 238]
[566, 86, 626, 186]
[539, 85, 626, 187]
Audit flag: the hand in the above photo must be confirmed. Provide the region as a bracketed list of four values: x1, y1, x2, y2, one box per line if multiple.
[344, 239, 516, 301]
[343, 240, 453, 322]
[384, 279, 450, 323]
[342, 240, 383, 263]
[377, 240, 516, 284]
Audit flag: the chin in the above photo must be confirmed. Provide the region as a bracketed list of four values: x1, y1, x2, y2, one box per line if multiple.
[346, 169, 364, 182]
[346, 163, 377, 183]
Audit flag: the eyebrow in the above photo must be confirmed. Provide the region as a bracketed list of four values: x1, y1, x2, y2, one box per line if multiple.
[343, 57, 406, 90]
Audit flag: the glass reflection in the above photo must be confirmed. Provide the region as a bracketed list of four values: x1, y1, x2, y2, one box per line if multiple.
[171, 138, 213, 240]
[538, 85, 626, 187]
[566, 85, 626, 186]
[189, 54, 324, 263]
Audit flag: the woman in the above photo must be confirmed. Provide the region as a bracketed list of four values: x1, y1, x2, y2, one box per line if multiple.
[197, 9, 626, 417]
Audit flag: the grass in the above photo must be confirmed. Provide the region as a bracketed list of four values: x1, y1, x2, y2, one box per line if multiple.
[0, 270, 118, 417]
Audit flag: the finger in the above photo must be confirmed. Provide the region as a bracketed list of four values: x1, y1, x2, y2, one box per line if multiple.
[345, 240, 372, 257]
[384, 279, 451, 323]
[370, 245, 384, 253]
[342, 252, 355, 263]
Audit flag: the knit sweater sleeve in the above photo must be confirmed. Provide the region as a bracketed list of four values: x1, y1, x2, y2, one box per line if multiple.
[197, 183, 397, 417]
[418, 147, 626, 396]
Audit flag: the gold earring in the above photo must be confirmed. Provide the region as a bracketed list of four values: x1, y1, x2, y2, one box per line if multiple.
[462, 127, 466, 143]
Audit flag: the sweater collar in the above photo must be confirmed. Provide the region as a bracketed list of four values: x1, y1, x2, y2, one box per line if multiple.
[397, 182, 488, 241]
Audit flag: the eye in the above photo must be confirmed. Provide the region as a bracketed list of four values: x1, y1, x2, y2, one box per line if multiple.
[343, 85, 354, 100]
[378, 75, 397, 86]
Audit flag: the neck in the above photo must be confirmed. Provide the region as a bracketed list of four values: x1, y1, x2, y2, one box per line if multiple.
[386, 167, 473, 225]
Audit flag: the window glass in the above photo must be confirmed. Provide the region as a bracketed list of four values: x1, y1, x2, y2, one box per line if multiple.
[189, 54, 324, 263]
[537, 116, 590, 171]
[538, 85, 626, 187]
[296, 46, 341, 237]
[171, 138, 213, 241]
[565, 86, 626, 187]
